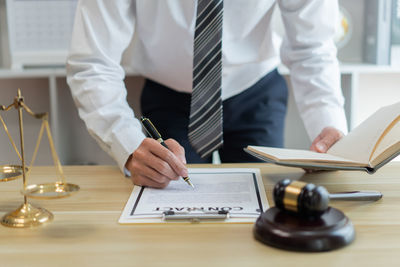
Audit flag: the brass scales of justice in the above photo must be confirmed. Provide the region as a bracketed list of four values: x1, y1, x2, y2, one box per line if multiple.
[0, 89, 79, 228]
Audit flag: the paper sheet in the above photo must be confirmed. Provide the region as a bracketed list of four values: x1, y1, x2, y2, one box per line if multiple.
[118, 168, 269, 223]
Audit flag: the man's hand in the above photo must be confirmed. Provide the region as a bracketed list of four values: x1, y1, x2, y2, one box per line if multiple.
[125, 138, 188, 188]
[310, 126, 344, 153]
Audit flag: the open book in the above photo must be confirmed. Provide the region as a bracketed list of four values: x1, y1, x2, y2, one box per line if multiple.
[245, 102, 400, 174]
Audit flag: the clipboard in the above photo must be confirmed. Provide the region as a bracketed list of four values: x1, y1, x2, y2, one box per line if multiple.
[162, 210, 229, 223]
[118, 168, 269, 224]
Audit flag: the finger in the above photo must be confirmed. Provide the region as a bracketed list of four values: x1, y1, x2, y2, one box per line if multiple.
[132, 143, 180, 181]
[313, 127, 343, 153]
[131, 174, 170, 189]
[148, 142, 188, 178]
[164, 138, 187, 164]
[129, 158, 174, 184]
[302, 168, 329, 174]
[303, 168, 314, 173]
[145, 154, 181, 181]
[310, 135, 322, 151]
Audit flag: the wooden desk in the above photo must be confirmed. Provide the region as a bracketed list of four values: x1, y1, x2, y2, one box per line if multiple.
[0, 163, 399, 267]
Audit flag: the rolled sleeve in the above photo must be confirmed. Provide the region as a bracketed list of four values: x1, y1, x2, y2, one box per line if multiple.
[278, 0, 348, 141]
[67, 0, 144, 172]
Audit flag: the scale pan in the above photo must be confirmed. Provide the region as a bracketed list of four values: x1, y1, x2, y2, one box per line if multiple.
[22, 182, 80, 199]
[0, 165, 27, 182]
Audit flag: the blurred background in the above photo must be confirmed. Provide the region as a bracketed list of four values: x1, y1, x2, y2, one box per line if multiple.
[0, 0, 399, 166]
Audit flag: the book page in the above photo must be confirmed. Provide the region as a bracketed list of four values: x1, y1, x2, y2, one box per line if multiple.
[246, 146, 363, 165]
[327, 102, 400, 164]
[370, 117, 400, 165]
[119, 168, 268, 224]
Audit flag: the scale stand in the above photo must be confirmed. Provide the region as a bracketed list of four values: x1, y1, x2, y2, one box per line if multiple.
[0, 89, 79, 227]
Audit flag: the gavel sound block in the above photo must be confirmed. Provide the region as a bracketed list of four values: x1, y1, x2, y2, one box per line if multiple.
[254, 179, 356, 252]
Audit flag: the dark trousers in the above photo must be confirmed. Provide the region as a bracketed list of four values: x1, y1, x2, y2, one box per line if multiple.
[140, 69, 288, 163]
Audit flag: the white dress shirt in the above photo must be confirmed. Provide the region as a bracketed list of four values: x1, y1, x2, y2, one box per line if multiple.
[67, 0, 348, 171]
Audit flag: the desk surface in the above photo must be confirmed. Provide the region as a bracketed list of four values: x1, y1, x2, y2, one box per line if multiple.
[0, 163, 399, 267]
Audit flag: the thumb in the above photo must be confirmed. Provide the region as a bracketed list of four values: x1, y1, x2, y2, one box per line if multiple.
[311, 127, 343, 153]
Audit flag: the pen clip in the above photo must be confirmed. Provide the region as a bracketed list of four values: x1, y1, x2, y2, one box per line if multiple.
[162, 210, 229, 223]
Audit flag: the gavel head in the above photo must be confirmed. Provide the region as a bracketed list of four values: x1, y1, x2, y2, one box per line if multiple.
[273, 179, 330, 217]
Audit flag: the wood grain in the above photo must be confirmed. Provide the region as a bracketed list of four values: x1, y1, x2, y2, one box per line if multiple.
[0, 163, 399, 267]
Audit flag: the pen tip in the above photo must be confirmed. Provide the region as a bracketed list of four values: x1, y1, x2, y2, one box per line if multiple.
[187, 181, 195, 189]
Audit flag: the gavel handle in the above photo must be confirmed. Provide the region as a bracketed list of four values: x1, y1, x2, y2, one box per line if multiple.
[329, 191, 383, 201]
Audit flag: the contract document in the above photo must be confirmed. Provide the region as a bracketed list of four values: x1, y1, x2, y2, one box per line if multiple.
[119, 168, 269, 223]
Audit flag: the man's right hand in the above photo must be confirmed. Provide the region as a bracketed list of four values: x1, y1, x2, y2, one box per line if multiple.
[125, 138, 188, 188]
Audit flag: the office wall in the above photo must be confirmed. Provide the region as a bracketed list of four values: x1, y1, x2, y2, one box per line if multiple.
[0, 76, 144, 166]
[0, 79, 51, 166]
[284, 74, 400, 150]
[1, 1, 399, 166]
[357, 74, 400, 125]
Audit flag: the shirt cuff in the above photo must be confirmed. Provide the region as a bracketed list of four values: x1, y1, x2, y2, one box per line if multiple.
[110, 125, 146, 173]
[302, 105, 348, 142]
[123, 167, 131, 177]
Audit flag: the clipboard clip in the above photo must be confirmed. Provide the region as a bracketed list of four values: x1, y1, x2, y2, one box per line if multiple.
[162, 210, 230, 223]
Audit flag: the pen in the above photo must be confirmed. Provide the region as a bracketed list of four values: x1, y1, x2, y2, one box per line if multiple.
[140, 116, 194, 188]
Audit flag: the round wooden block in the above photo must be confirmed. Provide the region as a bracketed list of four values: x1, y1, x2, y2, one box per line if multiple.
[254, 207, 355, 252]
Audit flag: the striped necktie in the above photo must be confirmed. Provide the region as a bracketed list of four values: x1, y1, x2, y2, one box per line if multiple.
[188, 0, 223, 158]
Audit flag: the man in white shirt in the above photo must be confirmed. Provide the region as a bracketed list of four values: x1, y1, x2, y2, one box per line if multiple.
[67, 0, 347, 188]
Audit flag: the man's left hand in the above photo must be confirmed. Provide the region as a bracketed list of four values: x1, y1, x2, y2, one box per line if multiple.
[310, 126, 344, 153]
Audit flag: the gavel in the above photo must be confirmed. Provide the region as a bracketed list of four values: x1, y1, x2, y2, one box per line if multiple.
[273, 179, 383, 216]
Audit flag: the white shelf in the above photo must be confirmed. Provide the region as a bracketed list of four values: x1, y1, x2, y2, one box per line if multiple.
[339, 63, 400, 74]
[1, 63, 400, 79]
[278, 63, 400, 75]
[0, 67, 139, 79]
[0, 67, 66, 78]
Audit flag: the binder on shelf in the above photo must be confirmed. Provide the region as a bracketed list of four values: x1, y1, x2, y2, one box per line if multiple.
[336, 0, 365, 63]
[391, 0, 400, 66]
[363, 0, 392, 65]
[0, 0, 11, 68]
